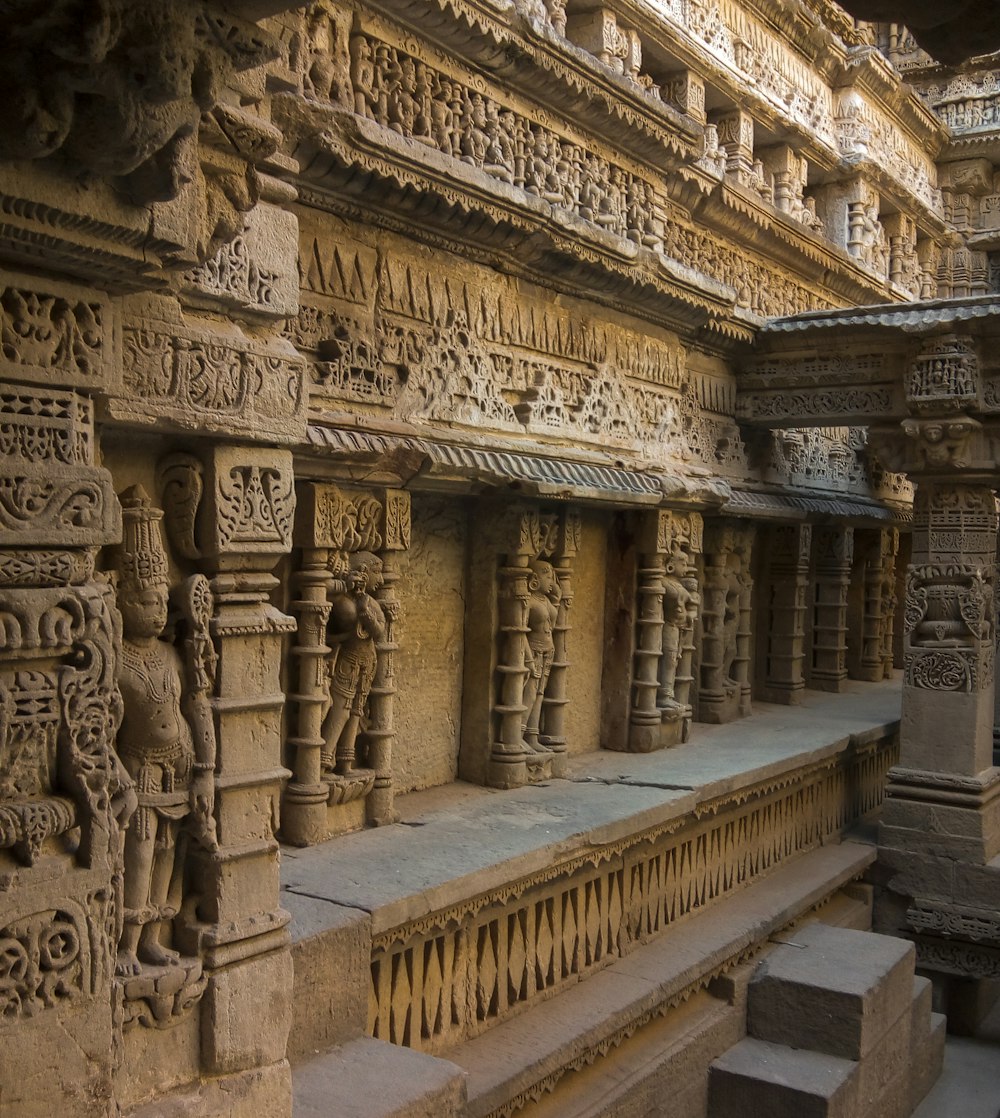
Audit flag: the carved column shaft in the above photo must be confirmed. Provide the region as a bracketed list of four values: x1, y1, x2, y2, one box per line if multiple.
[809, 526, 854, 692]
[675, 567, 701, 721]
[284, 548, 334, 846]
[490, 561, 531, 788]
[630, 553, 667, 752]
[761, 524, 811, 705]
[858, 529, 898, 681]
[699, 551, 727, 702]
[699, 520, 752, 724]
[733, 528, 755, 717]
[366, 490, 410, 825]
[541, 554, 573, 778]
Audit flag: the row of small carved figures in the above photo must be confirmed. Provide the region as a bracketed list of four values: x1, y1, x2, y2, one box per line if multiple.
[347, 38, 664, 241]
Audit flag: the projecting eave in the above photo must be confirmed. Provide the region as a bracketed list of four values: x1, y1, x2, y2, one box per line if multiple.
[738, 294, 1000, 429]
[760, 293, 1000, 340]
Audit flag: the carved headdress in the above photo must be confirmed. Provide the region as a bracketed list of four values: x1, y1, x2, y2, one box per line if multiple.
[117, 485, 169, 592]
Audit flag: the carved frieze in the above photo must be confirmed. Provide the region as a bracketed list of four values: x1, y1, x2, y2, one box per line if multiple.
[906, 335, 979, 414]
[112, 302, 306, 443]
[0, 278, 110, 388]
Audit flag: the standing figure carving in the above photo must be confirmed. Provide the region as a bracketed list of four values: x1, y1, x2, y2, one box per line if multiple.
[522, 559, 561, 751]
[321, 550, 388, 776]
[661, 559, 696, 713]
[114, 486, 218, 977]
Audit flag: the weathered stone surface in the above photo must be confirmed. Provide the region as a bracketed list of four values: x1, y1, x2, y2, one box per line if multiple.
[293, 1037, 466, 1118]
[748, 924, 915, 1061]
[708, 1037, 859, 1118]
[5, 0, 999, 1111]
[287, 893, 372, 1062]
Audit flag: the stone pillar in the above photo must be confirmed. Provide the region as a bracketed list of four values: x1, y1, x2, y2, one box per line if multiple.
[809, 525, 854, 692]
[488, 509, 537, 789]
[630, 539, 668, 751]
[629, 509, 703, 750]
[283, 540, 335, 848]
[894, 481, 997, 794]
[161, 446, 296, 1106]
[366, 491, 409, 824]
[712, 108, 755, 180]
[283, 483, 409, 842]
[539, 511, 579, 778]
[484, 506, 576, 788]
[760, 523, 811, 705]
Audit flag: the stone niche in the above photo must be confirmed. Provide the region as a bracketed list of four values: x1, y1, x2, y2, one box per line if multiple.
[602, 507, 704, 752]
[460, 500, 592, 789]
[392, 493, 468, 795]
[282, 481, 410, 845]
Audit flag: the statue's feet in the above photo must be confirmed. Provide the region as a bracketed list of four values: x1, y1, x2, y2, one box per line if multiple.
[140, 941, 181, 968]
[115, 950, 142, 978]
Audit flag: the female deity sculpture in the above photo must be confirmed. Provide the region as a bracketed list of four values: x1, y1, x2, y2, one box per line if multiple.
[522, 558, 561, 751]
[321, 550, 389, 776]
[114, 486, 217, 977]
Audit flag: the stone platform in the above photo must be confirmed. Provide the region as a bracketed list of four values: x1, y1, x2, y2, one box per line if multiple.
[283, 679, 903, 1116]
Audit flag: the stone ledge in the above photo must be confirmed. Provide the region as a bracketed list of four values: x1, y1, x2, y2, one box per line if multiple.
[281, 679, 900, 934]
[293, 1037, 466, 1118]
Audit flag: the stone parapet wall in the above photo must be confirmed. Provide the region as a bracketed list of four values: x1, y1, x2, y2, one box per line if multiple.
[363, 723, 898, 1052]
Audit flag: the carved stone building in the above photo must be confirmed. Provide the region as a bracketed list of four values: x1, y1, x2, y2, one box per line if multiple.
[0, 1, 998, 1115]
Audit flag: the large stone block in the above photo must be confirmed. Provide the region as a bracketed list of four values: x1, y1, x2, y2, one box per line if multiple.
[293, 1037, 467, 1118]
[708, 1037, 859, 1118]
[748, 924, 914, 1060]
[202, 950, 294, 1075]
[287, 893, 372, 1062]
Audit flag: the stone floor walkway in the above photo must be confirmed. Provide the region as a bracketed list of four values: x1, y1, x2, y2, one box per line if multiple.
[913, 1002, 1000, 1118]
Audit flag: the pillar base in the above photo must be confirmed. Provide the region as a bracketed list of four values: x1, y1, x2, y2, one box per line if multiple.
[281, 783, 331, 847]
[879, 766, 1000, 863]
[487, 750, 528, 789]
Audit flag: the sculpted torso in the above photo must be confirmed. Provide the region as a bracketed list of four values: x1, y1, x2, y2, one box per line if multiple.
[118, 639, 193, 757]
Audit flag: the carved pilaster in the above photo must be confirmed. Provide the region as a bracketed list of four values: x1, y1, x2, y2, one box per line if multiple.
[282, 482, 408, 843]
[629, 509, 702, 751]
[158, 445, 295, 1082]
[540, 511, 579, 779]
[809, 526, 854, 692]
[699, 521, 754, 725]
[760, 523, 812, 705]
[367, 490, 409, 826]
[854, 528, 899, 682]
[0, 383, 126, 1118]
[487, 506, 576, 789]
[489, 510, 537, 790]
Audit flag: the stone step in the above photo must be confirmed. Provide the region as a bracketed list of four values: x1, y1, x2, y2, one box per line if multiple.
[292, 1037, 466, 1118]
[286, 892, 371, 1063]
[447, 840, 876, 1118]
[748, 922, 916, 1060]
[709, 1036, 859, 1118]
[710, 965, 943, 1118]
